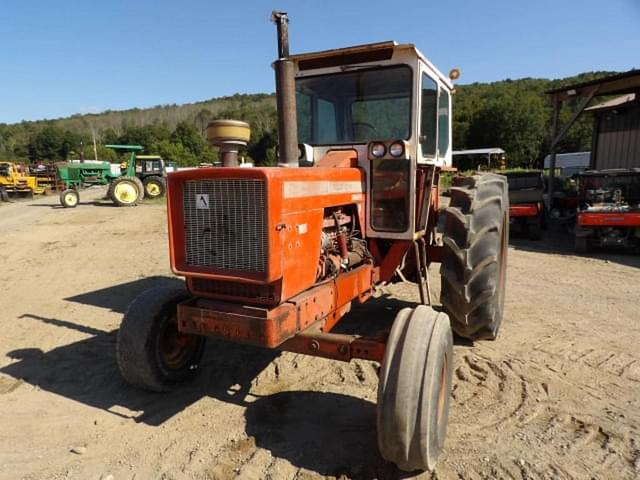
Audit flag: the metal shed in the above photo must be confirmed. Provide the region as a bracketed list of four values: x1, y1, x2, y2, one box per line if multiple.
[585, 93, 639, 170]
[544, 70, 640, 204]
[452, 148, 506, 170]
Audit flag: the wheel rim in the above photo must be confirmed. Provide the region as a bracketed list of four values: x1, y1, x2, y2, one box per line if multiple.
[65, 193, 77, 206]
[114, 182, 138, 204]
[159, 315, 200, 371]
[146, 182, 161, 196]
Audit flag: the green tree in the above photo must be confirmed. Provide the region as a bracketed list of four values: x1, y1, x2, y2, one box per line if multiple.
[171, 121, 205, 155]
[27, 125, 66, 161]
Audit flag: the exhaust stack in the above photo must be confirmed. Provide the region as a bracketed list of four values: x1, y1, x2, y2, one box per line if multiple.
[272, 11, 299, 168]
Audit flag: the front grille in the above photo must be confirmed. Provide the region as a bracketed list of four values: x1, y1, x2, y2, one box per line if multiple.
[183, 179, 267, 273]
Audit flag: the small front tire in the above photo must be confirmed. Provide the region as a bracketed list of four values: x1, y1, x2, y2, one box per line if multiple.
[117, 286, 206, 392]
[377, 306, 454, 472]
[59, 189, 79, 208]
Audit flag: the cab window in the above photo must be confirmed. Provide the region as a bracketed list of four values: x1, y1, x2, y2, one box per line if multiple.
[437, 88, 450, 157]
[420, 74, 438, 157]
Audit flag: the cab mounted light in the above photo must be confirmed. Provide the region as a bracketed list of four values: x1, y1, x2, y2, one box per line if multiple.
[389, 141, 405, 157]
[370, 142, 386, 158]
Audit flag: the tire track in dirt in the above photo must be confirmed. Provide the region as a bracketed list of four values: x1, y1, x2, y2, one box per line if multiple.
[532, 342, 640, 382]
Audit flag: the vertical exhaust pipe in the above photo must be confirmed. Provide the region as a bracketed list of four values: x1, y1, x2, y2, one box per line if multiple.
[272, 11, 299, 168]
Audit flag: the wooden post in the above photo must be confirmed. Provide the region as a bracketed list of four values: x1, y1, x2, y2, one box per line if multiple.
[547, 94, 560, 210]
[546, 87, 597, 211]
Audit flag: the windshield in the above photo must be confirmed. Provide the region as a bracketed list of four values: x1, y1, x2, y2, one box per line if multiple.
[296, 66, 412, 145]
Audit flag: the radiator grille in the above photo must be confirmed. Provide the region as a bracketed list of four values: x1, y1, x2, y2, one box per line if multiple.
[183, 179, 267, 273]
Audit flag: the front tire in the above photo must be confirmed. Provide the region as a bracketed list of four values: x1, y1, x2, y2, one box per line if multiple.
[59, 189, 79, 208]
[117, 286, 206, 392]
[440, 173, 509, 340]
[377, 306, 453, 472]
[143, 176, 166, 198]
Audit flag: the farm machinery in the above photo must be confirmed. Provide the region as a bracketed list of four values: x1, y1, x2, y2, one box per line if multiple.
[575, 169, 640, 252]
[56, 160, 121, 207]
[106, 144, 168, 202]
[504, 171, 545, 239]
[0, 162, 46, 199]
[116, 12, 509, 472]
[56, 145, 168, 208]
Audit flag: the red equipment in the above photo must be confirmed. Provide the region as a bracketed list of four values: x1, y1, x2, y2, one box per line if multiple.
[575, 169, 640, 252]
[505, 171, 545, 240]
[116, 12, 509, 473]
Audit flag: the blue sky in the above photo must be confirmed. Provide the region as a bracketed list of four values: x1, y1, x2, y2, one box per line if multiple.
[1, 0, 639, 124]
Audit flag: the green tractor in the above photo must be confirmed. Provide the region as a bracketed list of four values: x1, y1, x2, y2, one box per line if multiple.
[106, 145, 168, 205]
[56, 161, 121, 208]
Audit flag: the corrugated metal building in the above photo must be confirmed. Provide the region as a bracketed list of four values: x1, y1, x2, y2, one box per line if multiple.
[545, 71, 640, 172]
[586, 94, 640, 170]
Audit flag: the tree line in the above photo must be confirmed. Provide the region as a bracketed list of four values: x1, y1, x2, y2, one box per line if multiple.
[0, 72, 614, 168]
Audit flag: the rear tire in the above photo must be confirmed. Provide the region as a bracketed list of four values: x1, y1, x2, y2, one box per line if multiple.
[0, 186, 8, 202]
[59, 189, 79, 208]
[143, 176, 166, 198]
[377, 306, 453, 472]
[440, 173, 509, 340]
[110, 177, 142, 207]
[575, 235, 590, 253]
[117, 286, 206, 392]
[528, 216, 542, 240]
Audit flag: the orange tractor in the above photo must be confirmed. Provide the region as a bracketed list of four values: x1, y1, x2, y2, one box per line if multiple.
[117, 12, 509, 472]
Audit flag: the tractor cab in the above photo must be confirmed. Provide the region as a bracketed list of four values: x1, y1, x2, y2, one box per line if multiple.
[135, 155, 167, 176]
[290, 42, 455, 240]
[106, 144, 168, 199]
[292, 42, 453, 167]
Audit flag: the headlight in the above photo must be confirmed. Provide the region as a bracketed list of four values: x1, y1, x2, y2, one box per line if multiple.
[370, 143, 386, 158]
[389, 141, 404, 157]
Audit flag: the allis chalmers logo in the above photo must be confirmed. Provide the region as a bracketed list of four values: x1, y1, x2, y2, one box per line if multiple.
[195, 194, 209, 209]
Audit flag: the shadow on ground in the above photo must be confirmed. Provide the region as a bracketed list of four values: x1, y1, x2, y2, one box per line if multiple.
[27, 200, 115, 208]
[246, 391, 392, 478]
[2, 318, 279, 426]
[64, 275, 184, 313]
[2, 276, 455, 477]
[509, 225, 640, 269]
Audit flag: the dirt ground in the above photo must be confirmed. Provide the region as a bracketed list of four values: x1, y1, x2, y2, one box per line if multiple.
[0, 188, 639, 480]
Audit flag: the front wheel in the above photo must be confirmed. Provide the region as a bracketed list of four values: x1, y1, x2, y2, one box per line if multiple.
[117, 286, 206, 392]
[59, 189, 79, 208]
[377, 306, 453, 472]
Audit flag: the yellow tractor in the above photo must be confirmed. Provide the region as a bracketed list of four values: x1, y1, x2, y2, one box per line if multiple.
[0, 162, 46, 198]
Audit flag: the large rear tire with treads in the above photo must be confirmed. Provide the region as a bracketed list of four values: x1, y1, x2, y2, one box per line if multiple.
[440, 173, 509, 340]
